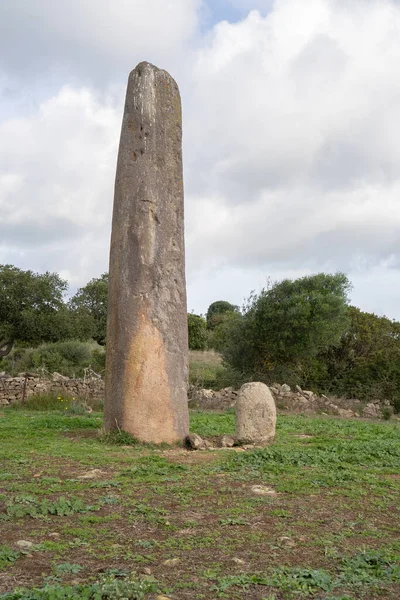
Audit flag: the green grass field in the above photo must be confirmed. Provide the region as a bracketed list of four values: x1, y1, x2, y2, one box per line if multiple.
[0, 406, 399, 599]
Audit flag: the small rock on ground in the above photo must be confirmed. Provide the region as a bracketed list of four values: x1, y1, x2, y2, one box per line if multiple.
[221, 435, 235, 448]
[163, 558, 180, 567]
[279, 536, 296, 547]
[186, 433, 205, 450]
[16, 540, 33, 549]
[251, 485, 277, 496]
[78, 469, 105, 479]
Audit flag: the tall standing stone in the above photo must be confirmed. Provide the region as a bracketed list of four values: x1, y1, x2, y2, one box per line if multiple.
[104, 62, 189, 444]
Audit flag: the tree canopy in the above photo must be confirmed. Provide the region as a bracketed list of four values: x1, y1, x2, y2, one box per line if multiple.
[206, 300, 239, 330]
[69, 273, 109, 345]
[310, 306, 400, 410]
[0, 265, 72, 355]
[220, 273, 352, 376]
[187, 313, 208, 350]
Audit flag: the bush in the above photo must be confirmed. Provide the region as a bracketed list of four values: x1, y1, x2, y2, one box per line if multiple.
[1, 340, 105, 378]
[381, 407, 392, 421]
[206, 300, 239, 330]
[220, 273, 351, 375]
[188, 314, 208, 351]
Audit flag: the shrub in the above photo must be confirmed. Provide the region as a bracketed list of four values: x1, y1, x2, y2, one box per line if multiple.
[1, 340, 104, 378]
[188, 314, 208, 350]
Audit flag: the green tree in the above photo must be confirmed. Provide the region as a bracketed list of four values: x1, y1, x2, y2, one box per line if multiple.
[206, 300, 239, 330]
[188, 313, 208, 350]
[69, 273, 108, 345]
[0, 264, 75, 357]
[221, 273, 351, 377]
[314, 306, 400, 411]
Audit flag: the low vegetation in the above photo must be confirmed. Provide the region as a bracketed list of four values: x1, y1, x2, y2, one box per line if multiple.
[2, 340, 105, 378]
[2, 265, 400, 411]
[0, 403, 398, 599]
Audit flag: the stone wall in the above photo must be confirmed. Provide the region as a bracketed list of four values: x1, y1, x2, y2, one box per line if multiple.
[188, 382, 391, 419]
[0, 374, 104, 407]
[188, 386, 238, 411]
[1, 376, 391, 419]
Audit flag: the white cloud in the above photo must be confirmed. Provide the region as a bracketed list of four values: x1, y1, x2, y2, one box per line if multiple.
[0, 87, 120, 287]
[1, 0, 400, 320]
[0, 0, 201, 84]
[183, 0, 400, 316]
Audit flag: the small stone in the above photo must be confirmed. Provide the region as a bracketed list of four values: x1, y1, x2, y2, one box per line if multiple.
[363, 402, 380, 418]
[251, 485, 277, 496]
[16, 540, 33, 549]
[178, 528, 193, 535]
[157, 596, 172, 600]
[78, 469, 105, 479]
[281, 384, 291, 392]
[221, 436, 235, 448]
[232, 557, 245, 565]
[48, 533, 60, 538]
[140, 567, 152, 575]
[186, 433, 205, 450]
[279, 536, 296, 548]
[337, 408, 355, 418]
[163, 558, 180, 567]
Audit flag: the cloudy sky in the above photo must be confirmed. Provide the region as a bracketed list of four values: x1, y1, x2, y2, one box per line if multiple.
[1, 0, 400, 318]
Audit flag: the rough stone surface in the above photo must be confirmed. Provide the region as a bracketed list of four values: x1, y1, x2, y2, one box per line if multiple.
[188, 382, 387, 419]
[16, 541, 33, 549]
[221, 435, 235, 448]
[104, 62, 189, 444]
[186, 433, 205, 450]
[188, 386, 238, 410]
[0, 373, 103, 406]
[235, 382, 276, 445]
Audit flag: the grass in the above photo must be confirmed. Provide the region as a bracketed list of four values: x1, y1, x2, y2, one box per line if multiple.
[189, 349, 224, 388]
[7, 393, 100, 413]
[0, 405, 399, 599]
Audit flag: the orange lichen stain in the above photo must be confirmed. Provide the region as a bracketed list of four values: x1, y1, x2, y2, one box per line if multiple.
[123, 318, 178, 444]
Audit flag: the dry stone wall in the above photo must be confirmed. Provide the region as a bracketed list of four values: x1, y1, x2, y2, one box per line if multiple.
[188, 382, 390, 419]
[1, 376, 391, 420]
[0, 374, 104, 406]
